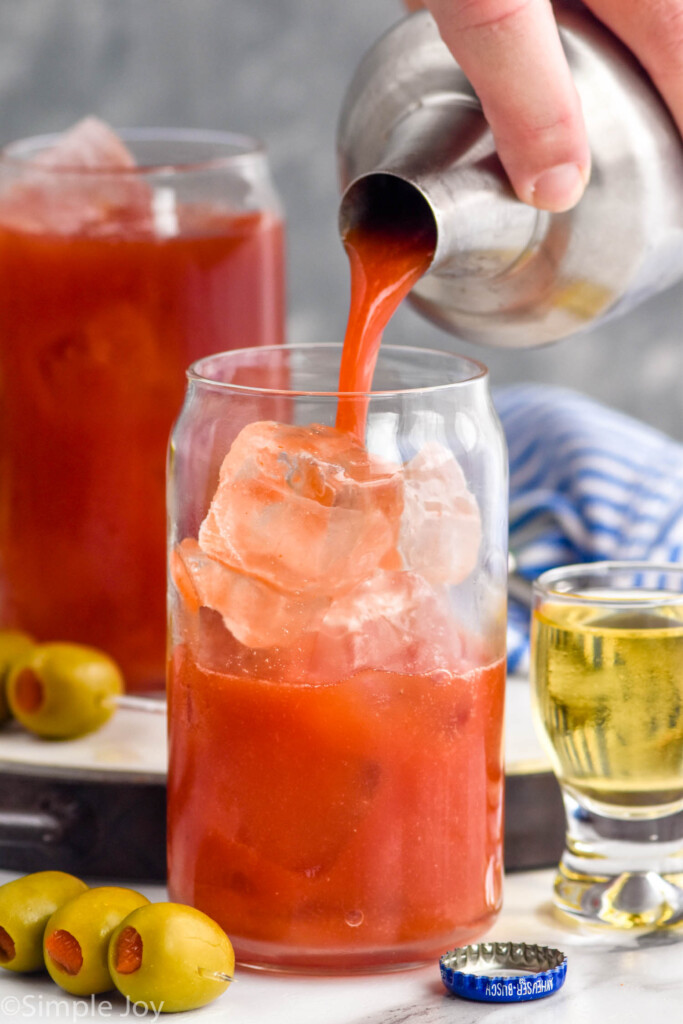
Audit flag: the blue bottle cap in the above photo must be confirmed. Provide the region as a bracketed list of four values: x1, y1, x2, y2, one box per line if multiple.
[440, 941, 567, 1003]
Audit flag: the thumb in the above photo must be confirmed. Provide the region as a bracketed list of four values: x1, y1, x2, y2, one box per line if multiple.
[426, 0, 591, 211]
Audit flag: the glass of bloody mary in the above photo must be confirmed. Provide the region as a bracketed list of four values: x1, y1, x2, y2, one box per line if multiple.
[167, 343, 508, 972]
[0, 123, 284, 691]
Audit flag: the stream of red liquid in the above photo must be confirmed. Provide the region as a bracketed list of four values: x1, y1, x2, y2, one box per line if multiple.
[336, 215, 435, 438]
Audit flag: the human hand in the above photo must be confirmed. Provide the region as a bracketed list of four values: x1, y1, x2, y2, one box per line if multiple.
[411, 0, 683, 212]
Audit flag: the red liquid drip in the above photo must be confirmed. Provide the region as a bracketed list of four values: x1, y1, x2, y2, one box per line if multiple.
[336, 218, 435, 440]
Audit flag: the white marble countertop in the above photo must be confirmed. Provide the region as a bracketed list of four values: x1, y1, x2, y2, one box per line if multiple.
[1, 865, 682, 1022]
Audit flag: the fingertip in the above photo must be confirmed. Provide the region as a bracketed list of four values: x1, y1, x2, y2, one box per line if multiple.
[521, 161, 591, 213]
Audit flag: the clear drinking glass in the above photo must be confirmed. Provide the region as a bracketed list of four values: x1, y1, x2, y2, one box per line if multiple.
[166, 343, 508, 972]
[531, 561, 683, 928]
[0, 127, 284, 691]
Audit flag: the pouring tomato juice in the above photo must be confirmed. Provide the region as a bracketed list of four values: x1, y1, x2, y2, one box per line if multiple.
[167, 192, 505, 969]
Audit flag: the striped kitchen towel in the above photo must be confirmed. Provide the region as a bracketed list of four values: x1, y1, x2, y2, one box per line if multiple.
[493, 384, 683, 675]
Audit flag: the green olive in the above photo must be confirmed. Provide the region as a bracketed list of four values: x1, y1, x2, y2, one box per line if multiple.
[0, 871, 87, 973]
[108, 903, 235, 1013]
[44, 886, 150, 996]
[7, 642, 123, 739]
[0, 630, 34, 725]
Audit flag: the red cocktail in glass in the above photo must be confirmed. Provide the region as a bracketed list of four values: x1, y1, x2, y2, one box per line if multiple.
[167, 343, 507, 971]
[0, 124, 284, 690]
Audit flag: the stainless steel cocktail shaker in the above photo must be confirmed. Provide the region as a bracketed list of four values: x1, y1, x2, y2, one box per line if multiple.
[338, 7, 683, 348]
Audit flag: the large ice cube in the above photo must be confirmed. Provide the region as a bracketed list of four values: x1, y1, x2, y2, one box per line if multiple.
[0, 117, 152, 236]
[172, 539, 330, 649]
[34, 117, 136, 170]
[399, 442, 481, 586]
[198, 421, 404, 596]
[309, 569, 463, 679]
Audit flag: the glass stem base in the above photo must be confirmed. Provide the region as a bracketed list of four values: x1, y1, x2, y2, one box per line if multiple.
[554, 790, 683, 928]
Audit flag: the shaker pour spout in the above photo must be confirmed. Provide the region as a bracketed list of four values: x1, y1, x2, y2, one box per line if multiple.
[339, 100, 541, 280]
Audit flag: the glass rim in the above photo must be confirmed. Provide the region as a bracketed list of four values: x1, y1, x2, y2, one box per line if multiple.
[186, 342, 489, 399]
[0, 126, 266, 176]
[533, 560, 683, 607]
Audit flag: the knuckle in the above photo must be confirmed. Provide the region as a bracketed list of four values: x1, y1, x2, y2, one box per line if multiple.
[446, 0, 537, 33]
[493, 102, 581, 147]
[523, 105, 580, 139]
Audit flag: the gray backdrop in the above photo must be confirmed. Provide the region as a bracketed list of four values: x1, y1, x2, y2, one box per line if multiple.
[1, 0, 681, 440]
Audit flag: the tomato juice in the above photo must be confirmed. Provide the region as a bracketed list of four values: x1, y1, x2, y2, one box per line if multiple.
[168, 630, 504, 970]
[0, 205, 284, 690]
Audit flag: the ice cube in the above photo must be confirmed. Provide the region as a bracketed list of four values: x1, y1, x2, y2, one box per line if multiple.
[34, 117, 136, 170]
[35, 304, 168, 421]
[198, 421, 403, 597]
[0, 117, 152, 236]
[172, 539, 330, 649]
[309, 570, 463, 679]
[399, 442, 481, 586]
[191, 736, 381, 876]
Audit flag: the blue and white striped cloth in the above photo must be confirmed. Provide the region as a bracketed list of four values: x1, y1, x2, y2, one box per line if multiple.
[494, 384, 683, 675]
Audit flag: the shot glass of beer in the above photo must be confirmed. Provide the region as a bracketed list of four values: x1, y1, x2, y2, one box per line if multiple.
[530, 561, 683, 929]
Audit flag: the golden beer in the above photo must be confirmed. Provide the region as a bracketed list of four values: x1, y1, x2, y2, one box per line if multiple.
[531, 598, 683, 815]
